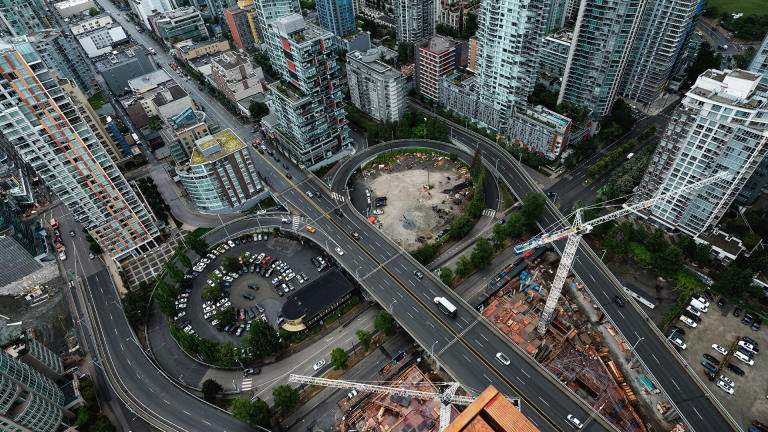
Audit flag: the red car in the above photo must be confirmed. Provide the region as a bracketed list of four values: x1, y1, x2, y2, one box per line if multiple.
[239, 308, 246, 321]
[753, 421, 768, 432]
[262, 256, 271, 264]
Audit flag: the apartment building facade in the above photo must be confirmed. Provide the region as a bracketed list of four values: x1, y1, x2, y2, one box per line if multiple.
[347, 49, 406, 122]
[415, 35, 459, 102]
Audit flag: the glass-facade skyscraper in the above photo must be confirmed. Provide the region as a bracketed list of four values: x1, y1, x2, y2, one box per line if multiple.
[0, 37, 160, 262]
[316, 0, 355, 36]
[558, 0, 647, 118]
[0, 351, 64, 432]
[633, 69, 768, 235]
[474, 0, 549, 131]
[622, 0, 703, 106]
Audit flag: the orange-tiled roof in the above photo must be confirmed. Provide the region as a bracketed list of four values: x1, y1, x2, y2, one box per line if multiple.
[443, 386, 540, 432]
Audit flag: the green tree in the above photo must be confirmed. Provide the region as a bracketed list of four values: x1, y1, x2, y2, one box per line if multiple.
[186, 232, 209, 256]
[215, 307, 235, 324]
[686, 42, 722, 84]
[713, 267, 755, 298]
[89, 416, 116, 432]
[231, 399, 271, 427]
[156, 292, 177, 317]
[79, 378, 97, 403]
[246, 320, 281, 358]
[176, 248, 192, 268]
[201, 379, 222, 403]
[164, 261, 184, 283]
[356, 329, 371, 352]
[74, 405, 92, 426]
[89, 7, 100, 16]
[121, 286, 151, 328]
[249, 100, 269, 119]
[492, 223, 507, 249]
[330, 347, 349, 369]
[653, 246, 684, 276]
[272, 385, 300, 412]
[455, 255, 472, 277]
[157, 278, 178, 298]
[374, 310, 396, 336]
[520, 192, 546, 225]
[505, 213, 524, 239]
[222, 256, 241, 273]
[470, 238, 494, 269]
[439, 267, 454, 286]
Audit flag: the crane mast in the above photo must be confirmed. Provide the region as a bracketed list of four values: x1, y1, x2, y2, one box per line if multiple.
[530, 172, 728, 334]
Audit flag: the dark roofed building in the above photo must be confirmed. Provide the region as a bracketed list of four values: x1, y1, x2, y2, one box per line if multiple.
[281, 268, 357, 332]
[95, 47, 155, 96]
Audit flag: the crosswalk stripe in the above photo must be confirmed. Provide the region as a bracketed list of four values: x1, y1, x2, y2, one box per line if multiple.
[241, 378, 253, 391]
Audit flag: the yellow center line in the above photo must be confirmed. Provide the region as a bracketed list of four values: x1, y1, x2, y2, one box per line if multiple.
[255, 150, 563, 431]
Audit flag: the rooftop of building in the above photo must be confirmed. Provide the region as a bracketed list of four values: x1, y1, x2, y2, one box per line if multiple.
[211, 50, 249, 70]
[281, 268, 355, 321]
[348, 49, 402, 77]
[54, 0, 92, 9]
[443, 386, 539, 432]
[544, 28, 573, 43]
[94, 47, 147, 70]
[268, 80, 307, 103]
[190, 129, 245, 164]
[153, 6, 201, 20]
[0, 236, 43, 288]
[150, 83, 189, 107]
[523, 104, 572, 131]
[169, 107, 206, 130]
[697, 229, 745, 259]
[272, 14, 331, 43]
[691, 68, 768, 108]
[128, 69, 172, 93]
[174, 38, 228, 53]
[419, 35, 457, 54]
[75, 21, 125, 38]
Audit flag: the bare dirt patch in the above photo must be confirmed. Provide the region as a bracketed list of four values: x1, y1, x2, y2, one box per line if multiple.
[362, 153, 472, 250]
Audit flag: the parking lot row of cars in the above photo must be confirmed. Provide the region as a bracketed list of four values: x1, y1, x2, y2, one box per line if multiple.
[668, 293, 761, 398]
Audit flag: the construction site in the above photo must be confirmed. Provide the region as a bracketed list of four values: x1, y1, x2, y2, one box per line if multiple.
[469, 246, 679, 432]
[336, 354, 460, 432]
[359, 152, 473, 251]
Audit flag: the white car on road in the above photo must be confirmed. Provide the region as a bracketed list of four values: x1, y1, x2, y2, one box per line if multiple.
[712, 344, 728, 355]
[335, 247, 344, 255]
[313, 360, 326, 370]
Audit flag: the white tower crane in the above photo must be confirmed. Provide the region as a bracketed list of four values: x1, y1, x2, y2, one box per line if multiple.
[288, 374, 520, 431]
[512, 172, 730, 334]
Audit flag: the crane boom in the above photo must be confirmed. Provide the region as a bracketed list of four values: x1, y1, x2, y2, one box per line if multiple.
[288, 374, 476, 405]
[532, 171, 729, 334]
[515, 172, 729, 255]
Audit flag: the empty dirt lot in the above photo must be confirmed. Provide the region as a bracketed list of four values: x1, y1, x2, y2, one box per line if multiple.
[676, 299, 768, 429]
[363, 153, 472, 250]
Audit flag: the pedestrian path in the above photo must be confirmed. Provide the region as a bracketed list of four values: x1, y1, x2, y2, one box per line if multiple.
[241, 378, 255, 392]
[482, 208, 496, 217]
[331, 191, 346, 202]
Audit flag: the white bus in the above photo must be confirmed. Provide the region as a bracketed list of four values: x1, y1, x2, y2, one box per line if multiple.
[434, 297, 457, 318]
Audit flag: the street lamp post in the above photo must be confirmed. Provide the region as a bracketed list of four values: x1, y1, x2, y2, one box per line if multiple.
[388, 300, 397, 313]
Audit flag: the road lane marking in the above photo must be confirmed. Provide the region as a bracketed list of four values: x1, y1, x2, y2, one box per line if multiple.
[427, 322, 435, 328]
[617, 310, 625, 319]
[692, 407, 703, 419]
[671, 379, 680, 391]
[480, 333, 489, 341]
[483, 374, 492, 382]
[475, 339, 484, 348]
[516, 376, 525, 384]
[463, 354, 472, 362]
[202, 420, 211, 426]
[183, 410, 191, 416]
[538, 396, 550, 407]
[407, 312, 414, 319]
[651, 353, 660, 364]
[521, 369, 530, 378]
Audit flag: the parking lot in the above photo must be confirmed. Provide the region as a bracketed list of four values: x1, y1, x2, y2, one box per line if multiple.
[674, 295, 768, 429]
[176, 232, 329, 344]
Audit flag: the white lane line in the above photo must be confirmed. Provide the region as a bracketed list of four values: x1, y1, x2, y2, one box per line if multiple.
[148, 387, 155, 393]
[163, 399, 170, 404]
[475, 339, 484, 348]
[516, 376, 525, 384]
[483, 374, 492, 382]
[589, 273, 596, 282]
[463, 354, 472, 362]
[692, 407, 703, 420]
[396, 291, 404, 298]
[461, 317, 470, 325]
[408, 280, 415, 286]
[520, 369, 530, 378]
[603, 291, 610, 300]
[651, 353, 660, 364]
[428, 322, 435, 328]
[183, 410, 191, 415]
[119, 343, 124, 351]
[538, 396, 550, 407]
[407, 312, 414, 319]
[202, 420, 211, 426]
[671, 379, 681, 391]
[617, 310, 625, 319]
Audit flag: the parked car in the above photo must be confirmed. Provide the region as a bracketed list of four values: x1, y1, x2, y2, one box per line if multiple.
[701, 360, 717, 373]
[716, 380, 734, 394]
[313, 360, 326, 370]
[726, 363, 745, 376]
[753, 318, 762, 331]
[743, 313, 755, 325]
[414, 270, 424, 279]
[243, 293, 255, 300]
[703, 353, 720, 365]
[712, 344, 728, 355]
[614, 296, 625, 307]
